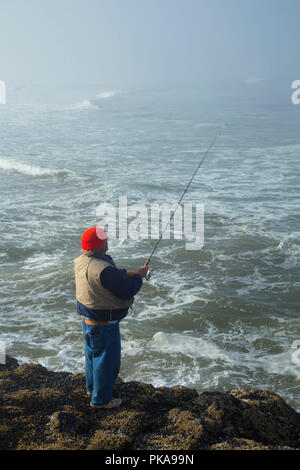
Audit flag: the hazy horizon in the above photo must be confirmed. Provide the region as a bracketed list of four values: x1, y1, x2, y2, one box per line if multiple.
[0, 0, 299, 91]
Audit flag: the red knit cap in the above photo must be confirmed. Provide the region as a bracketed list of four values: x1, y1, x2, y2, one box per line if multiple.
[81, 227, 107, 250]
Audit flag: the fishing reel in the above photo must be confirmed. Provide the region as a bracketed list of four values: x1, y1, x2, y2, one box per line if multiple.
[144, 258, 153, 282]
[145, 268, 153, 282]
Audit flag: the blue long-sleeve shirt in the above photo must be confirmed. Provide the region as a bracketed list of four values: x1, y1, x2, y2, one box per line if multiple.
[100, 266, 142, 300]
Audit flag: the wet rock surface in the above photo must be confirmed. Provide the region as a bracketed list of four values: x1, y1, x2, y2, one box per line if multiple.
[0, 356, 299, 450]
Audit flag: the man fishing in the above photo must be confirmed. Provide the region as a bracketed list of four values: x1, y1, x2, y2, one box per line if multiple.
[74, 226, 149, 409]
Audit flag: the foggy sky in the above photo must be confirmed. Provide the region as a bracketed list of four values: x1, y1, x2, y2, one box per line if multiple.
[0, 0, 299, 87]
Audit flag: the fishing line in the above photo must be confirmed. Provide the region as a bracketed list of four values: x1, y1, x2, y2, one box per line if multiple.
[144, 127, 225, 280]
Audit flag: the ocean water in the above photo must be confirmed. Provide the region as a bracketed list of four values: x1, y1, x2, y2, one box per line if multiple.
[1, 84, 299, 410]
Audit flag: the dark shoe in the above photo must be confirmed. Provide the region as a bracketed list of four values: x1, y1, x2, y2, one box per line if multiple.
[90, 398, 122, 409]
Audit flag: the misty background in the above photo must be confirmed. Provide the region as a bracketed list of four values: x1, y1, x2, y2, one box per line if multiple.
[0, 0, 299, 103]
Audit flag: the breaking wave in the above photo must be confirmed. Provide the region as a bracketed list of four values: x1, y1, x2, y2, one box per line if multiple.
[0, 157, 72, 178]
[150, 331, 232, 362]
[72, 91, 117, 109]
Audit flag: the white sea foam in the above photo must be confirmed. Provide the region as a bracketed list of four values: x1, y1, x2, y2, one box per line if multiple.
[150, 331, 232, 362]
[260, 353, 300, 380]
[122, 339, 145, 356]
[22, 252, 64, 271]
[0, 157, 72, 178]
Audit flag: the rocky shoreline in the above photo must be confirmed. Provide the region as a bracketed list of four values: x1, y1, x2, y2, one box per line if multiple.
[0, 355, 299, 450]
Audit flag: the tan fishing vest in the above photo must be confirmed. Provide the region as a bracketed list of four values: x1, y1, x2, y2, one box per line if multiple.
[74, 251, 134, 310]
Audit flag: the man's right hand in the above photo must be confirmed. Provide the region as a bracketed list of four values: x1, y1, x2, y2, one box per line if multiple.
[136, 266, 149, 279]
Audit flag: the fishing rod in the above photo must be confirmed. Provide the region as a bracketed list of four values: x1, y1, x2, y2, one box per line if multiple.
[144, 128, 224, 281]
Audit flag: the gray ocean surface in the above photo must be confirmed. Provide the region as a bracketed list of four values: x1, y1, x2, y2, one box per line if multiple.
[1, 84, 299, 410]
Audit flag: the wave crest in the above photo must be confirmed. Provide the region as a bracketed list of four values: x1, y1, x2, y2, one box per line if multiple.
[0, 157, 72, 178]
[72, 90, 117, 110]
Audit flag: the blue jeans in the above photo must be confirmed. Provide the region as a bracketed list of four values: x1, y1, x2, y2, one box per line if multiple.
[81, 320, 121, 405]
